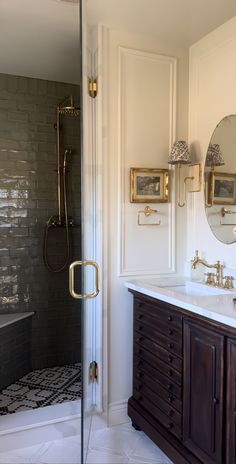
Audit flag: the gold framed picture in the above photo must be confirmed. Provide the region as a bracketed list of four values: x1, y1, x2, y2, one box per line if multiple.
[130, 168, 169, 203]
[209, 172, 236, 205]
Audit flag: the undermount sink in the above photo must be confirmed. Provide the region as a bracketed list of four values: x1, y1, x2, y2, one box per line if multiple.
[149, 280, 233, 297]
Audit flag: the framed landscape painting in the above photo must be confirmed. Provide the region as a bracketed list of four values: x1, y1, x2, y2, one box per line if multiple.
[130, 168, 169, 203]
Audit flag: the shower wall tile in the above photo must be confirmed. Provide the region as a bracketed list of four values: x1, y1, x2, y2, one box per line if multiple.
[0, 316, 32, 390]
[0, 73, 81, 371]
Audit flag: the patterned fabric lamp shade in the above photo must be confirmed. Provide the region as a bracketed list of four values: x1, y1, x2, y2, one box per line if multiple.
[205, 143, 225, 167]
[168, 140, 191, 165]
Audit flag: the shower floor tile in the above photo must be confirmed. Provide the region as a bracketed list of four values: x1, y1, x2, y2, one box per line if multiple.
[0, 363, 81, 416]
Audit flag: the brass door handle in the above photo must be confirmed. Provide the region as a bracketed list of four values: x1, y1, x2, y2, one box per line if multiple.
[69, 260, 100, 299]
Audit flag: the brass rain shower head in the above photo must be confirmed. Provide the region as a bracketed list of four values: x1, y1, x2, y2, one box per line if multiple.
[57, 95, 80, 117]
[58, 106, 80, 116]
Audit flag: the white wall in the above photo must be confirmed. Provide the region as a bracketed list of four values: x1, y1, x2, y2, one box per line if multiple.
[99, 26, 189, 420]
[188, 16, 236, 273]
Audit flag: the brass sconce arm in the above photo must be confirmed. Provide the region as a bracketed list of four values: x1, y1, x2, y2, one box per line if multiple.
[177, 164, 194, 207]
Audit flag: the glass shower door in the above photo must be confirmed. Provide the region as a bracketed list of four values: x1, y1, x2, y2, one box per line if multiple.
[68, 1, 100, 462]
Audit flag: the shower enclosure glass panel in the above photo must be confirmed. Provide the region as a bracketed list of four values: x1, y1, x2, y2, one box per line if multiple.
[0, 8, 83, 462]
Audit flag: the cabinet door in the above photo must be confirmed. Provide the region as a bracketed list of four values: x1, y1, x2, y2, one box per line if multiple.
[183, 320, 224, 464]
[226, 338, 236, 464]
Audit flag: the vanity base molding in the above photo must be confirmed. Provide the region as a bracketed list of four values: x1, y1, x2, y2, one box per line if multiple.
[128, 397, 201, 464]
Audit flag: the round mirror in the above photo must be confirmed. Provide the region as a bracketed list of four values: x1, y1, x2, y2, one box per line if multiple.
[204, 115, 236, 244]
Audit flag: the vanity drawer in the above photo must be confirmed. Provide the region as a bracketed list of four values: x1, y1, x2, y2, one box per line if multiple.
[133, 392, 182, 440]
[134, 382, 182, 427]
[133, 368, 182, 413]
[134, 319, 182, 356]
[134, 331, 182, 372]
[135, 308, 182, 344]
[134, 342, 182, 386]
[134, 355, 182, 399]
[135, 298, 182, 330]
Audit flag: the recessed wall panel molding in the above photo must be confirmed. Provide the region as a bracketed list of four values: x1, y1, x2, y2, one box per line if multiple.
[117, 47, 177, 276]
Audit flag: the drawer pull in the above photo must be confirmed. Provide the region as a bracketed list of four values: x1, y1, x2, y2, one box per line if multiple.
[167, 343, 173, 349]
[137, 337, 143, 343]
[168, 384, 173, 391]
[138, 326, 143, 331]
[137, 361, 143, 368]
[168, 410, 174, 417]
[213, 397, 219, 405]
[137, 314, 143, 320]
[168, 329, 173, 335]
[168, 396, 174, 403]
[137, 372, 143, 378]
[168, 370, 173, 377]
[136, 384, 143, 391]
[168, 316, 173, 322]
[168, 356, 173, 363]
[167, 423, 173, 430]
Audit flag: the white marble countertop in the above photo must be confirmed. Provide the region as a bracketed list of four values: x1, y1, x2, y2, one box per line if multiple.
[125, 276, 236, 329]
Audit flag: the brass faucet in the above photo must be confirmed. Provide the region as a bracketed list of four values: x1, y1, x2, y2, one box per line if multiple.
[192, 250, 224, 288]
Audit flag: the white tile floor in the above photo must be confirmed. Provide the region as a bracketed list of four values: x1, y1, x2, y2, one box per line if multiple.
[86, 422, 173, 464]
[0, 420, 173, 464]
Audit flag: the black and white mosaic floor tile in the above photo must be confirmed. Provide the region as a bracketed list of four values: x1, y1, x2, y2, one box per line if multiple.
[0, 363, 81, 416]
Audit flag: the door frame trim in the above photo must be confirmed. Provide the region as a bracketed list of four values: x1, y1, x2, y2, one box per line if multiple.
[83, 24, 109, 417]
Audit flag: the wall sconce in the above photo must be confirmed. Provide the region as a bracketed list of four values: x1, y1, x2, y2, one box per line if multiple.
[168, 140, 202, 207]
[205, 143, 225, 170]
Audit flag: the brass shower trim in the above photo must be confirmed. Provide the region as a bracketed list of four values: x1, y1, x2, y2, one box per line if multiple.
[43, 95, 79, 273]
[57, 96, 80, 116]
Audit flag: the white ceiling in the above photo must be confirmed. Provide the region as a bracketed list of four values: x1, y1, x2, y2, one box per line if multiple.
[0, 0, 235, 83]
[0, 0, 80, 83]
[87, 0, 236, 48]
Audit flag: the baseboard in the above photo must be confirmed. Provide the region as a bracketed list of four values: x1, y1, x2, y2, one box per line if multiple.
[108, 400, 130, 427]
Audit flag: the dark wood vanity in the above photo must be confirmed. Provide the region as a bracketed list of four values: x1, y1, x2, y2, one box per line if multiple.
[128, 289, 236, 464]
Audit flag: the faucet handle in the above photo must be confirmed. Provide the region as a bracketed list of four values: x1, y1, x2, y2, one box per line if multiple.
[223, 276, 234, 289]
[204, 272, 216, 286]
[195, 250, 199, 257]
